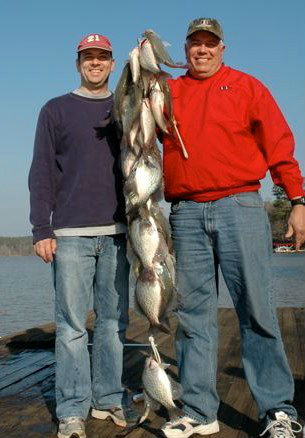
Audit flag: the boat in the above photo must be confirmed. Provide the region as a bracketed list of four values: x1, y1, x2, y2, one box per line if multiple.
[274, 246, 305, 253]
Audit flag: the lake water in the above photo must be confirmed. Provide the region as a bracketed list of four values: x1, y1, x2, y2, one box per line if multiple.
[0, 253, 304, 337]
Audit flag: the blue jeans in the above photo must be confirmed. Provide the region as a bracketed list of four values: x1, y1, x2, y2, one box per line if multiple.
[169, 192, 296, 424]
[52, 235, 129, 420]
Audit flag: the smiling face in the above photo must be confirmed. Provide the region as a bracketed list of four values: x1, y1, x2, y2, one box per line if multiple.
[76, 48, 114, 92]
[185, 30, 225, 79]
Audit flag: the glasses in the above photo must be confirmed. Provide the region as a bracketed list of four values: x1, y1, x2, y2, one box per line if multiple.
[188, 39, 223, 49]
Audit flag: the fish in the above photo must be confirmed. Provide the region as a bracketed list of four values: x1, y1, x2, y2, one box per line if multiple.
[126, 118, 141, 149]
[128, 210, 160, 269]
[135, 266, 174, 333]
[141, 355, 181, 424]
[129, 46, 141, 84]
[140, 69, 156, 97]
[149, 82, 169, 133]
[156, 77, 189, 159]
[142, 29, 187, 69]
[140, 98, 156, 145]
[124, 152, 162, 212]
[155, 258, 175, 295]
[139, 38, 161, 74]
[120, 143, 141, 179]
[113, 62, 132, 125]
[158, 76, 174, 124]
[121, 83, 143, 136]
[149, 202, 173, 253]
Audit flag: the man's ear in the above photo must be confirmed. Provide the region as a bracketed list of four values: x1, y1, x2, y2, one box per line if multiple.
[110, 58, 115, 73]
[184, 43, 189, 62]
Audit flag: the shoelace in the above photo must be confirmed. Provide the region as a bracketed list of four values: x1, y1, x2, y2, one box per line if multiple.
[60, 417, 83, 424]
[167, 415, 197, 427]
[259, 418, 302, 438]
[166, 415, 185, 426]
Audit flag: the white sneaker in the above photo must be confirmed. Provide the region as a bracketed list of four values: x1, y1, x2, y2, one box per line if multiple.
[259, 411, 302, 438]
[161, 415, 219, 438]
[91, 406, 140, 427]
[57, 417, 86, 438]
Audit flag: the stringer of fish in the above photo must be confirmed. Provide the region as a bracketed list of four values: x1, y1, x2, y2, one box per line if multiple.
[113, 28, 189, 425]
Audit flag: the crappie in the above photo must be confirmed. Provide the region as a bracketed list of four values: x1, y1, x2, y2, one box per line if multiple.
[142, 356, 176, 410]
[128, 212, 160, 269]
[126, 118, 140, 149]
[113, 62, 132, 125]
[120, 144, 140, 179]
[140, 69, 156, 97]
[140, 98, 156, 145]
[135, 267, 174, 332]
[158, 76, 174, 128]
[143, 29, 187, 68]
[149, 82, 168, 133]
[124, 153, 162, 212]
[139, 38, 160, 74]
[149, 202, 173, 253]
[129, 46, 141, 84]
[121, 83, 142, 136]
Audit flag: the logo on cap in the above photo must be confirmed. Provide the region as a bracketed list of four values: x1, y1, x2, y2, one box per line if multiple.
[200, 19, 212, 27]
[186, 17, 224, 41]
[77, 34, 113, 53]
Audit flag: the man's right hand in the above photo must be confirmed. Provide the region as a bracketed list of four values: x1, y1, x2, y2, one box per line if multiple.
[34, 238, 57, 263]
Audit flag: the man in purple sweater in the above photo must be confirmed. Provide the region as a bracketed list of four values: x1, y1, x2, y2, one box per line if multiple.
[29, 34, 138, 438]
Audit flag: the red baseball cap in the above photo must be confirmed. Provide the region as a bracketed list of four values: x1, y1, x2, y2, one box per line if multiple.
[77, 34, 113, 53]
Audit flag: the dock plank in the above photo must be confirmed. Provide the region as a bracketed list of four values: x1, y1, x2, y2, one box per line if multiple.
[0, 308, 304, 438]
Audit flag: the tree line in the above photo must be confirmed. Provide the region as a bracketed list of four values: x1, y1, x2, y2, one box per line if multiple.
[265, 185, 296, 246]
[0, 186, 302, 255]
[0, 236, 34, 256]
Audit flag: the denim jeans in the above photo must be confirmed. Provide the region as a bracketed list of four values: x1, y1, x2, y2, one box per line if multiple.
[169, 192, 296, 424]
[52, 235, 129, 420]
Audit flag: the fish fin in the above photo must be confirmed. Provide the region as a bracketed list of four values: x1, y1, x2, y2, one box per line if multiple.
[168, 406, 184, 421]
[143, 390, 161, 412]
[169, 378, 183, 401]
[138, 391, 163, 425]
[148, 318, 171, 335]
[132, 391, 145, 403]
[158, 315, 172, 334]
[164, 61, 188, 69]
[139, 404, 150, 425]
[161, 363, 171, 370]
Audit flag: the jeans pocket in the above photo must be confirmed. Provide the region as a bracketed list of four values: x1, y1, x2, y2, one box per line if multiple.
[231, 191, 264, 208]
[170, 200, 185, 214]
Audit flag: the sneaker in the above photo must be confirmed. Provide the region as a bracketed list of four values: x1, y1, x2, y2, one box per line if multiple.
[260, 411, 302, 438]
[57, 417, 86, 438]
[161, 415, 219, 438]
[91, 406, 140, 427]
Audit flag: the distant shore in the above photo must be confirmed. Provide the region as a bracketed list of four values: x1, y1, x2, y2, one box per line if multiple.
[0, 237, 34, 256]
[0, 235, 302, 256]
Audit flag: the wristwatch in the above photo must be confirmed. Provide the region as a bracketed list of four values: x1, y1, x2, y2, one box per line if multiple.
[291, 196, 305, 207]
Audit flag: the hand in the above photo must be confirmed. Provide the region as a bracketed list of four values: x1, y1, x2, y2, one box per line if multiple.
[285, 206, 305, 250]
[34, 238, 57, 263]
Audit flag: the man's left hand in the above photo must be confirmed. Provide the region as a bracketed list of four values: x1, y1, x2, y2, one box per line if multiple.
[285, 205, 305, 250]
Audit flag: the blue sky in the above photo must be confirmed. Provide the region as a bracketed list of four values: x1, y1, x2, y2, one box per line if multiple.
[0, 0, 304, 236]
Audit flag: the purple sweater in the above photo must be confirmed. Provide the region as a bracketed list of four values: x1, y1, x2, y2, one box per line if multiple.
[29, 93, 125, 244]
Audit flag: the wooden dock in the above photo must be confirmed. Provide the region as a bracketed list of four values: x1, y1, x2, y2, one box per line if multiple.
[0, 308, 304, 438]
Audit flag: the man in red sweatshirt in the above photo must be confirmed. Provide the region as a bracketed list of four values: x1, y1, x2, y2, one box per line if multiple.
[161, 18, 305, 438]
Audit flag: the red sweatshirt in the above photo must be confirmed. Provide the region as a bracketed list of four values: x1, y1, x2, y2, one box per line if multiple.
[163, 65, 304, 201]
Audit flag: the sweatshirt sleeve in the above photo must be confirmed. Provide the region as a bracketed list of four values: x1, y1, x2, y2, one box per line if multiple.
[28, 105, 57, 244]
[250, 85, 304, 199]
